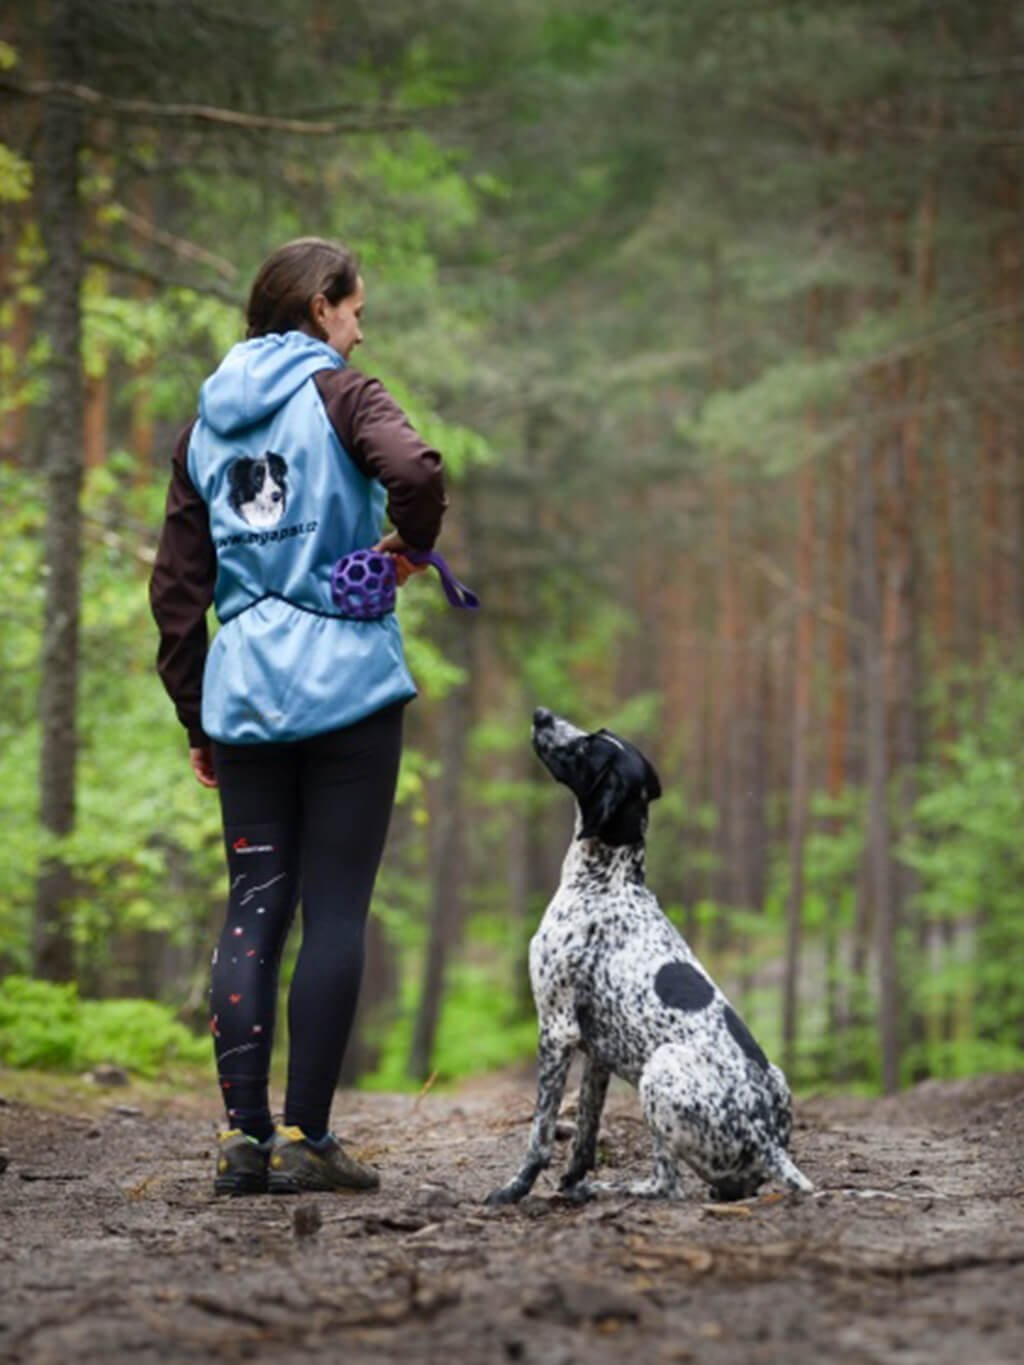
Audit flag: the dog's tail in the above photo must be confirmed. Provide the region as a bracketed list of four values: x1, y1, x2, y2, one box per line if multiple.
[768, 1148, 814, 1194]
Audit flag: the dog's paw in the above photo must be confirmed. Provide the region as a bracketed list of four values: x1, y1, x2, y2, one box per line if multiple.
[484, 1183, 524, 1207]
[557, 1179, 596, 1204]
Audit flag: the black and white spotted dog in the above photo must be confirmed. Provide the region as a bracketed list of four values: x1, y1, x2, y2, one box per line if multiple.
[227, 452, 288, 529]
[487, 709, 812, 1204]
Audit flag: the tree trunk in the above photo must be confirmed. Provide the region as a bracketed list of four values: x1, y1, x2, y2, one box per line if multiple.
[407, 625, 472, 1082]
[33, 0, 84, 982]
[782, 453, 816, 1073]
[994, 149, 1022, 640]
[707, 241, 740, 936]
[130, 180, 157, 480]
[857, 438, 900, 1093]
[823, 447, 851, 1060]
[933, 443, 957, 721]
[781, 286, 822, 1073]
[887, 431, 925, 1077]
[83, 370, 108, 470]
[507, 747, 552, 1019]
[337, 915, 399, 1087]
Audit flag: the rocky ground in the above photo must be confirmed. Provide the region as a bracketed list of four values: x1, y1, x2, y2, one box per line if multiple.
[2, 1067, 1023, 1364]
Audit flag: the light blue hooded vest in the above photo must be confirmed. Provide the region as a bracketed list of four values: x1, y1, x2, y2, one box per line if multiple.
[188, 332, 416, 744]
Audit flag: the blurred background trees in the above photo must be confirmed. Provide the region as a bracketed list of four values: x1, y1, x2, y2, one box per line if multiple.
[1, 0, 1021, 1093]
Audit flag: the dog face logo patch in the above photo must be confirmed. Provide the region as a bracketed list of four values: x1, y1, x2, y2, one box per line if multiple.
[227, 452, 288, 528]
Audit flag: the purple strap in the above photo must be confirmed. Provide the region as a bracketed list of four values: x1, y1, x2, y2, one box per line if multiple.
[406, 550, 480, 609]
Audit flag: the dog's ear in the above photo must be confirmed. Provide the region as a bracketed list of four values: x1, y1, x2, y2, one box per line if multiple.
[266, 451, 287, 481]
[578, 765, 628, 840]
[226, 457, 252, 509]
[578, 750, 660, 843]
[227, 457, 252, 491]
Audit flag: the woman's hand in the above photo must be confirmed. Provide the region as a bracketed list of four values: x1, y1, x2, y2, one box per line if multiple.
[190, 745, 218, 789]
[373, 531, 429, 587]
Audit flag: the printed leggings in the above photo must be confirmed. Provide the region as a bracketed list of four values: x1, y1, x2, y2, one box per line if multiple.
[209, 702, 404, 1142]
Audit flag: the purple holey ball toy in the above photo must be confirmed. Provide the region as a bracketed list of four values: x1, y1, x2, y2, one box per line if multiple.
[330, 548, 479, 620]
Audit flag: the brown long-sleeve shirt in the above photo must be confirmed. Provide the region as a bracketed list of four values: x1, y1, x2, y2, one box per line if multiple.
[149, 366, 447, 747]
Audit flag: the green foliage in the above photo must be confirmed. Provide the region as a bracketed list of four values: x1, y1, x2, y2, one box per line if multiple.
[6, 0, 1023, 1104]
[0, 464, 225, 976]
[907, 669, 1024, 1055]
[362, 952, 538, 1091]
[692, 355, 847, 467]
[82, 278, 241, 387]
[0, 976, 209, 1075]
[0, 978, 78, 1069]
[0, 45, 31, 205]
[0, 225, 46, 416]
[0, 145, 32, 203]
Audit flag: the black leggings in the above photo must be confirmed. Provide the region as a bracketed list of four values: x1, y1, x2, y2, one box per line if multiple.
[210, 703, 404, 1142]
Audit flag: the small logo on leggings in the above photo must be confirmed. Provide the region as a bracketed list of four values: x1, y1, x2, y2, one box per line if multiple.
[232, 836, 276, 855]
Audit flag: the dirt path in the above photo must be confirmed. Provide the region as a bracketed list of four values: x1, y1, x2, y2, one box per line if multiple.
[2, 1069, 1022, 1364]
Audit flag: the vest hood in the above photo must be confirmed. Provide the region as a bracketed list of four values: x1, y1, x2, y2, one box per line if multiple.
[199, 332, 344, 435]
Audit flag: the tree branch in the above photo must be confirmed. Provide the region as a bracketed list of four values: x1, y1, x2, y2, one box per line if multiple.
[114, 209, 238, 280]
[0, 74, 414, 136]
[84, 250, 242, 307]
[857, 113, 1024, 147]
[855, 302, 1024, 375]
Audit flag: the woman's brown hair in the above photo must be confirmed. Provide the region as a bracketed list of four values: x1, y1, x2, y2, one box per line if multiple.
[245, 237, 360, 339]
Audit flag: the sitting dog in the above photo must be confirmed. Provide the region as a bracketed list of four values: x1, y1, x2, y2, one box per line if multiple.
[228, 452, 288, 529]
[487, 708, 812, 1204]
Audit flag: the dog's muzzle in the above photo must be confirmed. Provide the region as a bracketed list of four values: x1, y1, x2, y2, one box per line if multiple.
[532, 708, 585, 756]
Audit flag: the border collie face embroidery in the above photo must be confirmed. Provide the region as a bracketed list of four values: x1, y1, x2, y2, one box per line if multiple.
[227, 453, 288, 528]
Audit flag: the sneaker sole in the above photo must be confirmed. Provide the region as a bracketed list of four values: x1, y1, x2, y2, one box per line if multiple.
[268, 1169, 377, 1195]
[213, 1170, 269, 1196]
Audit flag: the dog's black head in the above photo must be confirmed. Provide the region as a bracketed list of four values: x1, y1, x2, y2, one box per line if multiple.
[227, 451, 288, 516]
[532, 708, 661, 846]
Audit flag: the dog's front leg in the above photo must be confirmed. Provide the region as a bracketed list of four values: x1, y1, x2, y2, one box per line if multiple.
[485, 1022, 577, 1205]
[559, 1055, 610, 1192]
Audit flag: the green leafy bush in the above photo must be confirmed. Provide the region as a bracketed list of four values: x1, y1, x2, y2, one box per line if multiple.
[0, 976, 79, 1069]
[0, 975, 209, 1076]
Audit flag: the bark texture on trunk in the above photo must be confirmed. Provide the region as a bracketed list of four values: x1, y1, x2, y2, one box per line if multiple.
[34, 0, 85, 981]
[857, 439, 900, 1094]
[407, 621, 472, 1081]
[782, 454, 816, 1073]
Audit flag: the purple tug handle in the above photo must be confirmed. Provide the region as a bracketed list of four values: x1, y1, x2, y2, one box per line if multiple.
[405, 550, 480, 609]
[330, 547, 479, 618]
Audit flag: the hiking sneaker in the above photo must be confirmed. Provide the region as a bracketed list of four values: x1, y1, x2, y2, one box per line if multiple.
[268, 1125, 380, 1194]
[213, 1129, 271, 1196]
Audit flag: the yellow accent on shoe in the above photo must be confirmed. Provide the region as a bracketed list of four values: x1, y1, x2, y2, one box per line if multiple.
[274, 1125, 307, 1142]
[213, 1129, 271, 1196]
[268, 1126, 380, 1193]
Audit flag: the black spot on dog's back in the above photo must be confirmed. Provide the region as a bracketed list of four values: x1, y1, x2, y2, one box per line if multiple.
[655, 961, 714, 1012]
[724, 1005, 768, 1071]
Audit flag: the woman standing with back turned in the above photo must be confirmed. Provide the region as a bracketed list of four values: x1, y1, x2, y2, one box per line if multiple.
[150, 237, 447, 1195]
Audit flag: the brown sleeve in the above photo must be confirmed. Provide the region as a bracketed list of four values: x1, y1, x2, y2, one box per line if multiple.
[148, 420, 215, 748]
[314, 368, 448, 551]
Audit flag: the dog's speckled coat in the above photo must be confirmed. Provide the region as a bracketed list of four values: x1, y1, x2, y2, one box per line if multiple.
[487, 710, 813, 1204]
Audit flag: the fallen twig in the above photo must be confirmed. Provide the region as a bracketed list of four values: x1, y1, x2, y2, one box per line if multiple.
[411, 1070, 439, 1112]
[186, 1293, 277, 1329]
[18, 1170, 87, 1182]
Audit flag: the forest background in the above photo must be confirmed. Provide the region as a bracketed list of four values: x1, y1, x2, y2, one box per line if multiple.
[1, 0, 1021, 1101]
